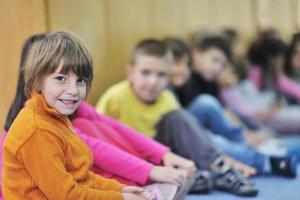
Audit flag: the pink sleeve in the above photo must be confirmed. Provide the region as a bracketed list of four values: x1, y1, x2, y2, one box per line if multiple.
[74, 128, 153, 185]
[77, 102, 170, 164]
[278, 75, 300, 102]
[221, 88, 255, 120]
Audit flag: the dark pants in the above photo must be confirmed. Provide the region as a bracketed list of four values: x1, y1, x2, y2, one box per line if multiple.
[155, 109, 221, 170]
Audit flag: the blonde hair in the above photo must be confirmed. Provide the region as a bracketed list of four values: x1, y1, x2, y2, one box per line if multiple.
[24, 31, 93, 97]
[130, 38, 173, 66]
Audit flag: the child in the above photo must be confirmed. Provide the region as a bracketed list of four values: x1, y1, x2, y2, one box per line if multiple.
[176, 35, 231, 107]
[164, 36, 297, 178]
[222, 36, 300, 135]
[285, 33, 300, 85]
[2, 31, 152, 200]
[97, 38, 259, 197]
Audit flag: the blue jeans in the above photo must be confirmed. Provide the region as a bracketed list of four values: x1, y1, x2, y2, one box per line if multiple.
[188, 94, 271, 174]
[279, 136, 300, 159]
[188, 95, 244, 142]
[211, 134, 270, 174]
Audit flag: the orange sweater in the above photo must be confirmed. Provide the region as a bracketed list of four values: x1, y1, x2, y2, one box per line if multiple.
[3, 93, 124, 200]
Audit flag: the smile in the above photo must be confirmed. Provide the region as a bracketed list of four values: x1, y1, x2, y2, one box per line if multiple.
[58, 99, 78, 105]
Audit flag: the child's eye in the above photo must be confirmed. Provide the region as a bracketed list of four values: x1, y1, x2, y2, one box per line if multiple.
[77, 78, 87, 86]
[158, 72, 167, 78]
[141, 70, 150, 76]
[55, 75, 66, 82]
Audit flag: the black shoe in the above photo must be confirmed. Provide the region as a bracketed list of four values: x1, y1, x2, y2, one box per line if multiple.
[189, 170, 213, 194]
[270, 156, 298, 178]
[212, 157, 258, 197]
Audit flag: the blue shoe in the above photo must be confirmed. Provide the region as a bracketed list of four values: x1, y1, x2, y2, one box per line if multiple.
[270, 156, 298, 178]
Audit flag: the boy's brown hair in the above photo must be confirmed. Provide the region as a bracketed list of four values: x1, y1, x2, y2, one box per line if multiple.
[24, 31, 93, 97]
[130, 38, 172, 65]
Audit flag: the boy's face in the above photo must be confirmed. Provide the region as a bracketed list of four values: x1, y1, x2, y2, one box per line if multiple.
[128, 55, 170, 104]
[193, 48, 227, 81]
[41, 63, 87, 116]
[170, 55, 191, 87]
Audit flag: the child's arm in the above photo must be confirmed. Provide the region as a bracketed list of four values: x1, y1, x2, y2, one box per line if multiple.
[77, 130, 154, 185]
[77, 102, 171, 164]
[221, 87, 256, 120]
[278, 75, 300, 102]
[19, 131, 124, 200]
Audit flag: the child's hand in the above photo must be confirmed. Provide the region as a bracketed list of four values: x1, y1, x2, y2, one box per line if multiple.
[122, 186, 144, 194]
[149, 166, 184, 185]
[122, 186, 154, 200]
[163, 152, 197, 177]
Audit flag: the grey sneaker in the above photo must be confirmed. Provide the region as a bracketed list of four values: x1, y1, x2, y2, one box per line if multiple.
[189, 170, 213, 194]
[212, 157, 258, 197]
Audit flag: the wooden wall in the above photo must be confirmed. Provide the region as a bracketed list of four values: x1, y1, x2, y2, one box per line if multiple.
[0, 0, 47, 129]
[1, 0, 300, 127]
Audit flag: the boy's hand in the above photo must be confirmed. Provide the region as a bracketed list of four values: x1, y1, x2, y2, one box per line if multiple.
[149, 166, 184, 185]
[122, 186, 144, 194]
[122, 186, 154, 200]
[163, 152, 197, 177]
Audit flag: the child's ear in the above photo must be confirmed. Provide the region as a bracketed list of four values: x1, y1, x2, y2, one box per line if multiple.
[193, 48, 201, 60]
[126, 64, 133, 79]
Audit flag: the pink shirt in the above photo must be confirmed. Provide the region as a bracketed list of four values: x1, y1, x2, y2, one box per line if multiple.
[221, 67, 300, 119]
[250, 66, 300, 102]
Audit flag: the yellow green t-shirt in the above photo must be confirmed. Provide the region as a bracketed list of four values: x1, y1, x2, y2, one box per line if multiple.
[96, 80, 180, 138]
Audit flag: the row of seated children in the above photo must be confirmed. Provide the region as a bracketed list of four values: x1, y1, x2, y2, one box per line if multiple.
[3, 28, 299, 200]
[1, 31, 259, 200]
[96, 32, 298, 183]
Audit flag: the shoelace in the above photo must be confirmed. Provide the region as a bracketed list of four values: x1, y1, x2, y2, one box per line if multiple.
[223, 169, 246, 191]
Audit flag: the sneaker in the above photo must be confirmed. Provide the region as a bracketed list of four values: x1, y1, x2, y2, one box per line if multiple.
[189, 170, 213, 194]
[144, 183, 178, 200]
[212, 157, 258, 197]
[270, 156, 298, 178]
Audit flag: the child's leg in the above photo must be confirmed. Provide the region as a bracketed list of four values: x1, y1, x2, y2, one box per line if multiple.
[279, 136, 300, 159]
[155, 109, 259, 196]
[210, 134, 270, 174]
[96, 115, 171, 164]
[173, 170, 195, 200]
[268, 106, 300, 135]
[143, 183, 178, 200]
[155, 109, 221, 170]
[143, 171, 194, 200]
[72, 118, 139, 155]
[188, 94, 244, 142]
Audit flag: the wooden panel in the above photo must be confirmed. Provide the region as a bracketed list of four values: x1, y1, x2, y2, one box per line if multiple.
[3, 0, 300, 117]
[47, 0, 108, 104]
[255, 0, 297, 39]
[185, 0, 255, 41]
[105, 0, 151, 86]
[0, 0, 47, 128]
[150, 0, 186, 37]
